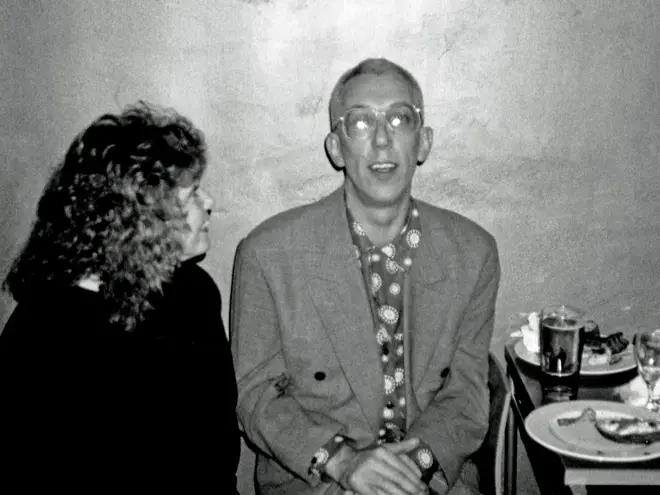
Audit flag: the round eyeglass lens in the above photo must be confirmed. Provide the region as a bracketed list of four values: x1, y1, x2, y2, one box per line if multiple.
[342, 103, 420, 139]
[344, 108, 375, 139]
[386, 104, 419, 133]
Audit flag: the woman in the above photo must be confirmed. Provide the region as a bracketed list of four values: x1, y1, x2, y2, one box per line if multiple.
[0, 102, 239, 492]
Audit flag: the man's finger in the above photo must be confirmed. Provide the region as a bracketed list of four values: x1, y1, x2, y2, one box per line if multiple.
[371, 475, 423, 495]
[398, 452, 422, 478]
[373, 449, 426, 493]
[383, 437, 420, 455]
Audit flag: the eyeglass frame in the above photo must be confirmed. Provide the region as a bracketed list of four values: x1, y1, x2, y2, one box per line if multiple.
[331, 102, 424, 140]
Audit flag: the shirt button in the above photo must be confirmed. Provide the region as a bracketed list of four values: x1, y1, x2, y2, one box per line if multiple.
[314, 371, 326, 381]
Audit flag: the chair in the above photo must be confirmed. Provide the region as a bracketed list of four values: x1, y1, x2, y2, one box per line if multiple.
[475, 352, 516, 495]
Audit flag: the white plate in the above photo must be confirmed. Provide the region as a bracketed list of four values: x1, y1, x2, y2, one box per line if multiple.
[513, 339, 636, 376]
[525, 400, 660, 463]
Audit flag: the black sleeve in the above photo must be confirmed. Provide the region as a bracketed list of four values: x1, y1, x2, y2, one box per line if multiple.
[177, 264, 241, 492]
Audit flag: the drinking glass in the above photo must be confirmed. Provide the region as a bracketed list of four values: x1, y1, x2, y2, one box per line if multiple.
[540, 305, 585, 401]
[633, 328, 660, 412]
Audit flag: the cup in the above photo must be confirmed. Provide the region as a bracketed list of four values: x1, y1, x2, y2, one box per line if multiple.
[633, 328, 660, 412]
[539, 304, 586, 401]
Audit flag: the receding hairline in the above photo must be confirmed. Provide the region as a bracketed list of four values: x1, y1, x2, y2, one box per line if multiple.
[328, 58, 424, 127]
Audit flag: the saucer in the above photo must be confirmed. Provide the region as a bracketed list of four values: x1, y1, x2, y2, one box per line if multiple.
[513, 339, 636, 376]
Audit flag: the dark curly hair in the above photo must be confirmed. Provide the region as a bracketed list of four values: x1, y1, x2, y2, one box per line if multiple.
[3, 101, 207, 331]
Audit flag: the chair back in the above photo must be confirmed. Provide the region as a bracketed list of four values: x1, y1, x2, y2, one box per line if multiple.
[474, 352, 513, 495]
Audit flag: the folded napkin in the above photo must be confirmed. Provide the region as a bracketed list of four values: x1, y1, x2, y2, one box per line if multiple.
[617, 375, 660, 407]
[510, 312, 540, 353]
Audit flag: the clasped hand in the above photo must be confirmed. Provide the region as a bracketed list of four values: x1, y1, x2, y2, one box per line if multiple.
[330, 437, 428, 495]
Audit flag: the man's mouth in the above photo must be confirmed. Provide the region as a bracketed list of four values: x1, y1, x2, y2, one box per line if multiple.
[369, 162, 397, 172]
[201, 219, 210, 231]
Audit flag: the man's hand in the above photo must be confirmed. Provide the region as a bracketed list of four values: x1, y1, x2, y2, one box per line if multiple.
[326, 437, 427, 495]
[391, 451, 422, 481]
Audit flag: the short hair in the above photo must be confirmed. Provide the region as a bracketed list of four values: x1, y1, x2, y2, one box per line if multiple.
[328, 58, 424, 128]
[3, 101, 207, 331]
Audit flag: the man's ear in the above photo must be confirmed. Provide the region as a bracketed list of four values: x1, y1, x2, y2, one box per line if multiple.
[325, 132, 345, 170]
[416, 126, 434, 165]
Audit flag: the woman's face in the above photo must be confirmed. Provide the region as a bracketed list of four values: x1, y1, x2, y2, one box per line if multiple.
[174, 181, 214, 261]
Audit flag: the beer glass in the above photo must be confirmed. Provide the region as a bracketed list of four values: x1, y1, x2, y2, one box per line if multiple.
[540, 304, 585, 400]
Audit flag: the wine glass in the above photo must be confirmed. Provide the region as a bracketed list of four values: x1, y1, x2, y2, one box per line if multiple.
[633, 328, 660, 412]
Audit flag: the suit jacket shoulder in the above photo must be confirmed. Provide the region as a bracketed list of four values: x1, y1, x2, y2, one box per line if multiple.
[416, 199, 498, 260]
[238, 189, 498, 269]
[240, 188, 345, 254]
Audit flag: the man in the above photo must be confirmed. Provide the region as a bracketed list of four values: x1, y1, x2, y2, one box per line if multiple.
[231, 58, 500, 495]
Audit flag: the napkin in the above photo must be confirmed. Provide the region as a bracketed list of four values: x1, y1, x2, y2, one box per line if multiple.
[510, 312, 540, 353]
[616, 375, 660, 407]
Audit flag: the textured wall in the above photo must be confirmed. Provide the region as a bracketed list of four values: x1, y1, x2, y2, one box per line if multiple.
[2, 1, 659, 492]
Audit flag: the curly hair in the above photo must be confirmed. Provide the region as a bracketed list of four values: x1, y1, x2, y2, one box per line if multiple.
[3, 101, 207, 331]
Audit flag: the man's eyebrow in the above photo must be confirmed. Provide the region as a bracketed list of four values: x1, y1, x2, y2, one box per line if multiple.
[346, 101, 415, 109]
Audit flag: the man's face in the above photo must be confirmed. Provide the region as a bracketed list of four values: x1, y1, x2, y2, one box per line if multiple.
[326, 72, 433, 209]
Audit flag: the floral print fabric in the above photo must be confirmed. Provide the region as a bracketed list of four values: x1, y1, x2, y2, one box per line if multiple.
[348, 205, 420, 445]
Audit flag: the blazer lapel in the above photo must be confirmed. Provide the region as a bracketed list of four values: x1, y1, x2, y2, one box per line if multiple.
[307, 273, 383, 432]
[407, 208, 459, 391]
[304, 189, 384, 432]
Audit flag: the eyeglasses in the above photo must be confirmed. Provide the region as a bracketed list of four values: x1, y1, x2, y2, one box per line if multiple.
[332, 102, 423, 140]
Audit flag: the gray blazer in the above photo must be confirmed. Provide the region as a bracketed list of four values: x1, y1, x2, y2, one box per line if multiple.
[231, 187, 500, 495]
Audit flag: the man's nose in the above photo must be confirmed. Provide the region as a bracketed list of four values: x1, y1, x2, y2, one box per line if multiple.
[372, 115, 392, 148]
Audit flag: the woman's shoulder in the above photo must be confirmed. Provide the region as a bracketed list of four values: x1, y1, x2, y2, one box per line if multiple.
[2, 285, 110, 339]
[146, 262, 225, 341]
[169, 262, 222, 304]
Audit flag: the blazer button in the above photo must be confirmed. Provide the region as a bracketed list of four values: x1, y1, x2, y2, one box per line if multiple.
[440, 367, 450, 378]
[314, 371, 326, 381]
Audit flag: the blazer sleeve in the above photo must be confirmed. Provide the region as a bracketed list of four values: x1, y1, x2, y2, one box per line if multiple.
[230, 239, 348, 486]
[406, 241, 500, 490]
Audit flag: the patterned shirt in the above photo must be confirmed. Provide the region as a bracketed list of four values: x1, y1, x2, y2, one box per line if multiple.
[309, 199, 439, 485]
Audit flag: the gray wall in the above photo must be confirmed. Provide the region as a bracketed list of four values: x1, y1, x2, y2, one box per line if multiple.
[2, 1, 659, 492]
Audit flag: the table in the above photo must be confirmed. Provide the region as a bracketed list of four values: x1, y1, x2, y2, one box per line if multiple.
[504, 339, 660, 494]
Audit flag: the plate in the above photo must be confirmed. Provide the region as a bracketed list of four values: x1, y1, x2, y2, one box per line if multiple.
[513, 339, 636, 376]
[525, 400, 660, 463]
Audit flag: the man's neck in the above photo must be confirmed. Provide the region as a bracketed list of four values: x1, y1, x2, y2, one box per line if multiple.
[346, 192, 411, 247]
